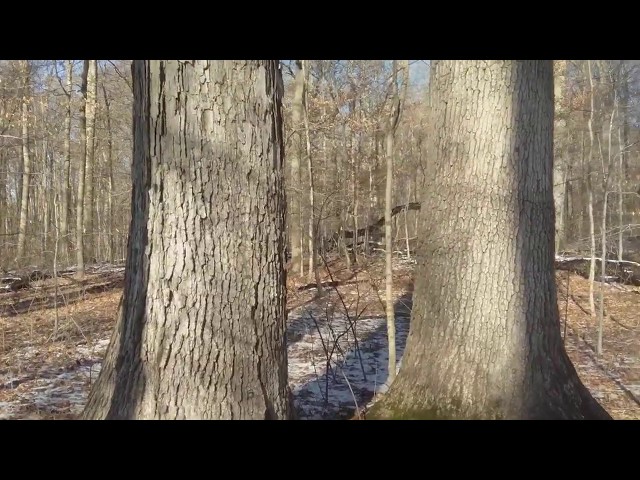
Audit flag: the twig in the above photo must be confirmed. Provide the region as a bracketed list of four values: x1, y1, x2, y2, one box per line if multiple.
[306, 307, 334, 405]
[340, 366, 361, 419]
[320, 251, 368, 381]
[309, 333, 327, 406]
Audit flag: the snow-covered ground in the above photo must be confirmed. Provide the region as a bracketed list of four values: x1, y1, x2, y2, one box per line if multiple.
[287, 306, 411, 419]
[0, 298, 412, 419]
[0, 339, 109, 419]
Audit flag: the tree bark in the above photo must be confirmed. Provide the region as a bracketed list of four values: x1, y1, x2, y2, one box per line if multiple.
[102, 82, 115, 263]
[587, 60, 596, 317]
[75, 61, 89, 278]
[0, 150, 5, 241]
[618, 125, 624, 262]
[368, 60, 611, 420]
[553, 60, 568, 252]
[383, 60, 408, 385]
[302, 61, 322, 292]
[289, 61, 304, 277]
[82, 60, 292, 420]
[60, 60, 72, 263]
[83, 60, 98, 263]
[16, 61, 31, 265]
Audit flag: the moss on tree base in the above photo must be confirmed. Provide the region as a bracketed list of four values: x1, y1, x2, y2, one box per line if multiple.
[366, 393, 506, 420]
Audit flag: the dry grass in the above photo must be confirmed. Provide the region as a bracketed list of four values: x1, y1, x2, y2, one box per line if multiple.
[0, 286, 120, 419]
[556, 271, 640, 419]
[0, 257, 638, 419]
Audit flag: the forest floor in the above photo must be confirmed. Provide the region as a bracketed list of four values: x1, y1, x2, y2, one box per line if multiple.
[0, 255, 638, 420]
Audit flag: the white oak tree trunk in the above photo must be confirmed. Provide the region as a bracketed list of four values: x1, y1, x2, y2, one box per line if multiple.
[369, 60, 611, 420]
[83, 60, 292, 420]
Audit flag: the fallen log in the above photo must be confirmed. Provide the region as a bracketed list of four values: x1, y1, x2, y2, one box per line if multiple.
[342, 202, 421, 239]
[297, 280, 359, 292]
[320, 203, 422, 252]
[554, 254, 640, 286]
[0, 276, 30, 292]
[0, 276, 124, 317]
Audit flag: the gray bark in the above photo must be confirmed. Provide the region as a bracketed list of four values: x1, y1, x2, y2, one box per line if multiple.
[82, 60, 292, 420]
[384, 60, 407, 385]
[553, 60, 568, 252]
[587, 60, 596, 317]
[289, 61, 304, 276]
[61, 60, 72, 262]
[369, 60, 611, 420]
[302, 61, 322, 291]
[102, 82, 115, 263]
[83, 60, 97, 263]
[16, 61, 31, 264]
[75, 61, 89, 278]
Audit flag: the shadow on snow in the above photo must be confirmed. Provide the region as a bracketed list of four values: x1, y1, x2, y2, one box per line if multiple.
[287, 286, 414, 419]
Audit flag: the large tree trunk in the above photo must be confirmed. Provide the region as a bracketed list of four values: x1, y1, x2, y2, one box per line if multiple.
[368, 60, 611, 420]
[82, 60, 292, 420]
[16, 61, 31, 265]
[83, 60, 98, 263]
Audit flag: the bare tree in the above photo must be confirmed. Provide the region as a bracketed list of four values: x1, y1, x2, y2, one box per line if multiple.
[553, 60, 568, 253]
[82, 60, 292, 420]
[383, 60, 408, 384]
[368, 60, 611, 420]
[302, 61, 323, 292]
[83, 60, 98, 263]
[60, 60, 73, 261]
[289, 61, 304, 277]
[102, 81, 115, 263]
[16, 61, 31, 265]
[75, 61, 89, 278]
[587, 60, 597, 317]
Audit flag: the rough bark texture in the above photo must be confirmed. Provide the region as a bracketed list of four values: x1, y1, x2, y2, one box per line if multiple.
[368, 60, 611, 420]
[82, 60, 292, 420]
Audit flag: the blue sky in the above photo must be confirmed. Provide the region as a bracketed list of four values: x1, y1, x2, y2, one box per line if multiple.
[409, 60, 429, 88]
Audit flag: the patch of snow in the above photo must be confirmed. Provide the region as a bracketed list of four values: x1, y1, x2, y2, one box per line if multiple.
[14, 346, 39, 360]
[76, 338, 111, 357]
[287, 305, 411, 419]
[1, 362, 104, 419]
